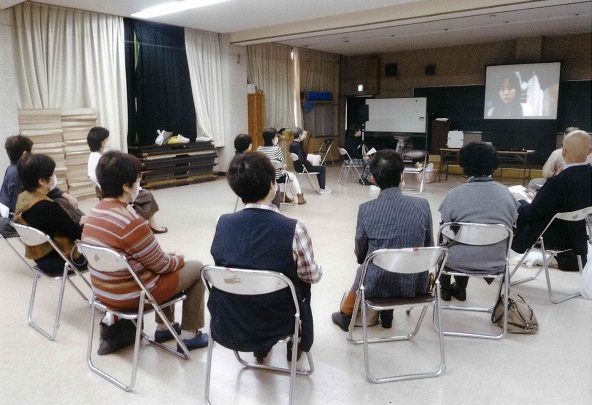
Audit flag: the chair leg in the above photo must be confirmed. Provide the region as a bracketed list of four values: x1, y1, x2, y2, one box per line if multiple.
[205, 339, 215, 404]
[28, 266, 69, 341]
[541, 244, 582, 303]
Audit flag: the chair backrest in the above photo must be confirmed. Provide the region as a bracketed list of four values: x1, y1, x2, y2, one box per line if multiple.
[438, 222, 513, 247]
[202, 265, 299, 309]
[289, 152, 299, 163]
[75, 242, 129, 274]
[270, 160, 285, 170]
[359, 247, 448, 287]
[10, 222, 51, 246]
[553, 206, 592, 222]
[11, 221, 76, 267]
[0, 202, 9, 218]
[338, 147, 348, 157]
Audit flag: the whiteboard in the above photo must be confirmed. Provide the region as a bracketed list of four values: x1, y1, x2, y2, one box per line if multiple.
[365, 98, 427, 133]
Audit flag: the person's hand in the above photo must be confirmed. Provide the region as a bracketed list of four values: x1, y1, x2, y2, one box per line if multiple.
[362, 155, 370, 160]
[63, 193, 79, 208]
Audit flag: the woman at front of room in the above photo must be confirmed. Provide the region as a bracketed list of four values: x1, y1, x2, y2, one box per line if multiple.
[487, 73, 533, 118]
[14, 153, 86, 275]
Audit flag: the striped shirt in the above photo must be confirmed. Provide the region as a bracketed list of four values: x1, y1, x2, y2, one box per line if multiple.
[257, 145, 285, 179]
[81, 199, 181, 310]
[245, 202, 322, 283]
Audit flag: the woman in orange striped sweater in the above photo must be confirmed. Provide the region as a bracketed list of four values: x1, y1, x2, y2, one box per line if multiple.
[82, 151, 208, 351]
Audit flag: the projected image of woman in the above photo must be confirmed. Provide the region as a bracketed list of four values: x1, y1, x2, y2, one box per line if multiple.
[486, 73, 533, 118]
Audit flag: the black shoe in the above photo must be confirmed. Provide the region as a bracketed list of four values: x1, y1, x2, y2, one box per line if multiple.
[440, 287, 452, 301]
[154, 322, 181, 343]
[331, 311, 352, 332]
[97, 319, 138, 355]
[254, 348, 271, 364]
[379, 310, 393, 329]
[286, 341, 303, 362]
[358, 178, 371, 186]
[450, 283, 467, 301]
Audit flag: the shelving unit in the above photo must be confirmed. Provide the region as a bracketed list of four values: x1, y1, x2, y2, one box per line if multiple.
[128, 142, 217, 190]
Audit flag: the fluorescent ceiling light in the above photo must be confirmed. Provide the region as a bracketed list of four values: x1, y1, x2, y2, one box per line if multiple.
[132, 0, 229, 19]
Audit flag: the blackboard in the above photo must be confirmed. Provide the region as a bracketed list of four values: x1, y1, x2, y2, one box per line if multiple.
[365, 98, 427, 133]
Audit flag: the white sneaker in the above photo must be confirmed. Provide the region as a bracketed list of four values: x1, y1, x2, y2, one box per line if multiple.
[319, 188, 332, 194]
[177, 134, 190, 143]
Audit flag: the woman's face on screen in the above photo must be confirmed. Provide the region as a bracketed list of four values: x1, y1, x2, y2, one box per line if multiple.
[499, 78, 517, 104]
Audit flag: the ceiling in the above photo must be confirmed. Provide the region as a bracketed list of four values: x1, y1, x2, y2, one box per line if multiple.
[1, 0, 590, 55]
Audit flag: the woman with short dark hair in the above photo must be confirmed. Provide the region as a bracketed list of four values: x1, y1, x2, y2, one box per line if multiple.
[82, 151, 208, 351]
[438, 142, 518, 301]
[257, 128, 306, 204]
[14, 154, 85, 275]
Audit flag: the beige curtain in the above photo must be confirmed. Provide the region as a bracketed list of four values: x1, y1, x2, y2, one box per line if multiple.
[298, 48, 340, 98]
[247, 43, 295, 129]
[12, 2, 128, 151]
[185, 28, 225, 147]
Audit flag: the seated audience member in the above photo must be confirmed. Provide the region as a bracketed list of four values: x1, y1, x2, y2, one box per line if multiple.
[234, 133, 252, 154]
[13, 154, 86, 275]
[343, 123, 371, 185]
[81, 151, 208, 350]
[512, 130, 592, 270]
[1, 135, 83, 225]
[332, 149, 433, 331]
[86, 126, 167, 234]
[210, 152, 322, 361]
[257, 127, 307, 205]
[289, 127, 332, 194]
[438, 142, 519, 301]
[529, 127, 591, 191]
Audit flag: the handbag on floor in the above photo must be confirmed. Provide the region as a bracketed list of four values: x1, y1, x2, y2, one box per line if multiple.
[491, 292, 539, 334]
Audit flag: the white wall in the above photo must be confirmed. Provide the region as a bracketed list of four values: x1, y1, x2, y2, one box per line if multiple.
[218, 34, 248, 173]
[0, 8, 20, 184]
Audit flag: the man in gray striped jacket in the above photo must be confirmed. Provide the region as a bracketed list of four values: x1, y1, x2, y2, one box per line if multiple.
[332, 149, 433, 331]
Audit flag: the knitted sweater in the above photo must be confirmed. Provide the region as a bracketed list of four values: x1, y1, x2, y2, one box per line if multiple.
[81, 199, 181, 310]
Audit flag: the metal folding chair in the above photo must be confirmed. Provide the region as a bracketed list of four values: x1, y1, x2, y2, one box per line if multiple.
[318, 138, 334, 165]
[75, 241, 190, 391]
[345, 247, 448, 383]
[271, 160, 295, 206]
[510, 206, 592, 303]
[289, 152, 321, 193]
[435, 222, 513, 339]
[337, 147, 364, 184]
[202, 266, 314, 405]
[402, 149, 428, 194]
[10, 222, 92, 341]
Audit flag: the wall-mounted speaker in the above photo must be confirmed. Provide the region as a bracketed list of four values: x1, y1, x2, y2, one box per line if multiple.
[385, 63, 398, 77]
[425, 64, 436, 76]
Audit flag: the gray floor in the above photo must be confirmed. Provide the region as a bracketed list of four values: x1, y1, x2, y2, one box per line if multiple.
[1, 166, 590, 405]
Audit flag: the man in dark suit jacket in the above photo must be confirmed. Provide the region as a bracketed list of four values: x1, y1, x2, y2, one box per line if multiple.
[512, 130, 592, 268]
[332, 149, 433, 331]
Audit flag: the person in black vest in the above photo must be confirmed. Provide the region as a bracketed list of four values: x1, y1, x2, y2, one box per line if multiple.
[210, 152, 323, 362]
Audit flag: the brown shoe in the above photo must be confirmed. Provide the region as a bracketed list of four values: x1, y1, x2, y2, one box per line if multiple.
[297, 193, 306, 205]
[280, 192, 293, 203]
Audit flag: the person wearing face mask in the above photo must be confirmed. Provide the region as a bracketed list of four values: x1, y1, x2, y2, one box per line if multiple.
[210, 152, 322, 362]
[257, 127, 307, 204]
[81, 151, 209, 351]
[86, 126, 167, 234]
[289, 127, 332, 194]
[14, 154, 86, 275]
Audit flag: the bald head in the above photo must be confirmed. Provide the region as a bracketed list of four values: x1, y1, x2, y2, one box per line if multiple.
[562, 130, 592, 164]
